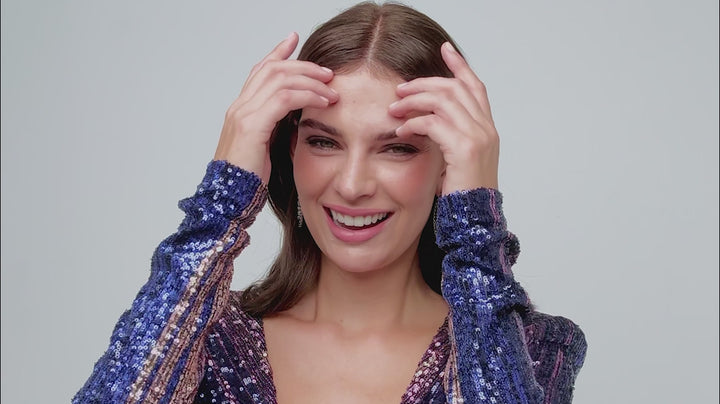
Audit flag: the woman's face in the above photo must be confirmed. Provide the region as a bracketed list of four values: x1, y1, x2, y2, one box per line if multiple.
[292, 69, 445, 274]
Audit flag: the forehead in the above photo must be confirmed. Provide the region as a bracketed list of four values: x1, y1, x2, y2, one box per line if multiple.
[328, 69, 404, 103]
[300, 69, 405, 132]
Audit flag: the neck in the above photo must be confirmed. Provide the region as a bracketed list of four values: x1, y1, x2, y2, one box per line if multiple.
[300, 247, 438, 333]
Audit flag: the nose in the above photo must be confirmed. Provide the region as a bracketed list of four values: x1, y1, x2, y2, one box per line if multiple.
[334, 153, 376, 201]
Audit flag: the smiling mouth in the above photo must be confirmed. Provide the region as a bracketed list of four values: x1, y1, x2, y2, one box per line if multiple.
[326, 208, 392, 230]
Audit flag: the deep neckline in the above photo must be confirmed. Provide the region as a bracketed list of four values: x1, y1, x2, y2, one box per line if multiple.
[257, 314, 450, 403]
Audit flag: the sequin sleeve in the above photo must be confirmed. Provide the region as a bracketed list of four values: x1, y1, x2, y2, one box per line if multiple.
[436, 188, 545, 404]
[73, 160, 267, 404]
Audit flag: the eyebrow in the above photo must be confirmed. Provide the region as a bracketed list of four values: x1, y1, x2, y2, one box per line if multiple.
[299, 118, 399, 141]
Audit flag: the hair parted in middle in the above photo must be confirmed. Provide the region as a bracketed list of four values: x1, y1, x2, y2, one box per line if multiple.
[240, 1, 464, 318]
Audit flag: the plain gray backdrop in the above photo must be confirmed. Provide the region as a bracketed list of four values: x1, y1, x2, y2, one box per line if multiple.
[2, 1, 718, 403]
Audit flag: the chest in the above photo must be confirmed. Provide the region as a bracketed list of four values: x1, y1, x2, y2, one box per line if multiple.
[264, 320, 440, 404]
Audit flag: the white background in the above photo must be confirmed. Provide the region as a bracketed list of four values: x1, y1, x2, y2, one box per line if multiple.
[2, 1, 717, 403]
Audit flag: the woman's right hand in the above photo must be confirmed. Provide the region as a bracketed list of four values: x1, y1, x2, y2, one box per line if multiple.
[214, 32, 338, 183]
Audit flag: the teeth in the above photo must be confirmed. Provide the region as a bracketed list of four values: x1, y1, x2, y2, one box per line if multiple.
[330, 210, 388, 227]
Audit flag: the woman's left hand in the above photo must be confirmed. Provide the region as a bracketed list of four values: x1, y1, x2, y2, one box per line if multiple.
[389, 42, 499, 195]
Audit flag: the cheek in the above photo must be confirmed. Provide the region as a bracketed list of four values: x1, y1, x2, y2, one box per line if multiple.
[292, 147, 329, 195]
[379, 155, 443, 201]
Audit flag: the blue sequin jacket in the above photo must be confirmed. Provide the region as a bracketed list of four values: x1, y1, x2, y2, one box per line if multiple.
[73, 161, 586, 403]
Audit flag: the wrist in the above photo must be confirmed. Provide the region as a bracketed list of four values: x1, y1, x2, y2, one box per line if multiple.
[441, 173, 498, 195]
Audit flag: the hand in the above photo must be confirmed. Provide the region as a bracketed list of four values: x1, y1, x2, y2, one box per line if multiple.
[389, 42, 499, 195]
[214, 32, 339, 183]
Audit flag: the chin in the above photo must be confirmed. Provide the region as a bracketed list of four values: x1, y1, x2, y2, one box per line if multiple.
[326, 250, 386, 273]
[305, 207, 426, 275]
[321, 242, 415, 275]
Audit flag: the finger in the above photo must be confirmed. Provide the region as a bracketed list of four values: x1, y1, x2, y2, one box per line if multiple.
[279, 75, 338, 103]
[273, 32, 299, 60]
[243, 32, 300, 92]
[248, 60, 334, 89]
[251, 32, 299, 75]
[395, 114, 453, 145]
[241, 60, 334, 101]
[397, 115, 498, 167]
[389, 92, 475, 134]
[255, 89, 330, 124]
[394, 77, 483, 122]
[440, 42, 493, 119]
[244, 74, 339, 112]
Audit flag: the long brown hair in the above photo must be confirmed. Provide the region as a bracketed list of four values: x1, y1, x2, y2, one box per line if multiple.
[240, 1, 463, 318]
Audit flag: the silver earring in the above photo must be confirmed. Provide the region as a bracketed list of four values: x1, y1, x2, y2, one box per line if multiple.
[297, 199, 304, 228]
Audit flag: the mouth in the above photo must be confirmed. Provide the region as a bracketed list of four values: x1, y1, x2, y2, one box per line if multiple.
[325, 208, 392, 230]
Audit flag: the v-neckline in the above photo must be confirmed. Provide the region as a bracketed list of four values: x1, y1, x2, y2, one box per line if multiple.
[257, 314, 450, 403]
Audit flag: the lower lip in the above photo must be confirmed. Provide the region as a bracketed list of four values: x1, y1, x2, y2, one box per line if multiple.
[326, 211, 390, 243]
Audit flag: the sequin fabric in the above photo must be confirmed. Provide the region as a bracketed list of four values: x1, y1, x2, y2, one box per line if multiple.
[73, 160, 586, 404]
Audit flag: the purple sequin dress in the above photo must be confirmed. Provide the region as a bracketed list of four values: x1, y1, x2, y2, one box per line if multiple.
[73, 161, 586, 403]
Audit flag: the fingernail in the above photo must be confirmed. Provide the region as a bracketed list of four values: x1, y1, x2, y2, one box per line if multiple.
[285, 32, 295, 41]
[321, 66, 333, 74]
[389, 101, 398, 108]
[320, 96, 329, 104]
[444, 42, 457, 53]
[397, 82, 409, 88]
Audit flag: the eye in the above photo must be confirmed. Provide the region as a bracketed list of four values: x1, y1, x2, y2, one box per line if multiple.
[306, 136, 338, 150]
[383, 143, 419, 155]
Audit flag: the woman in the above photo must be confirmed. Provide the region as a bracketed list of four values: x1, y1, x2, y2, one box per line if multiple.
[74, 3, 586, 403]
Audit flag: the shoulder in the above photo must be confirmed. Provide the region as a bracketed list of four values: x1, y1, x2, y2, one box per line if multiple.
[523, 311, 586, 350]
[204, 290, 269, 367]
[200, 290, 275, 396]
[214, 290, 264, 333]
[522, 311, 587, 397]
[203, 290, 265, 353]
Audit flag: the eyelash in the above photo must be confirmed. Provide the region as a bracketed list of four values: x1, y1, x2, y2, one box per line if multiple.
[305, 136, 419, 155]
[305, 137, 338, 150]
[384, 144, 419, 154]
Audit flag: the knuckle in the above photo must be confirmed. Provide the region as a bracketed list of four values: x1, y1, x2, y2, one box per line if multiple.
[407, 117, 421, 129]
[438, 91, 453, 105]
[274, 70, 289, 83]
[276, 89, 293, 104]
[454, 77, 471, 93]
[229, 108, 246, 125]
[401, 118, 416, 131]
[264, 60, 281, 73]
[224, 105, 235, 118]
[226, 104, 241, 120]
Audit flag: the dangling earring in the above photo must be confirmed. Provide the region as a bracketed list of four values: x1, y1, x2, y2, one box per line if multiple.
[297, 198, 304, 228]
